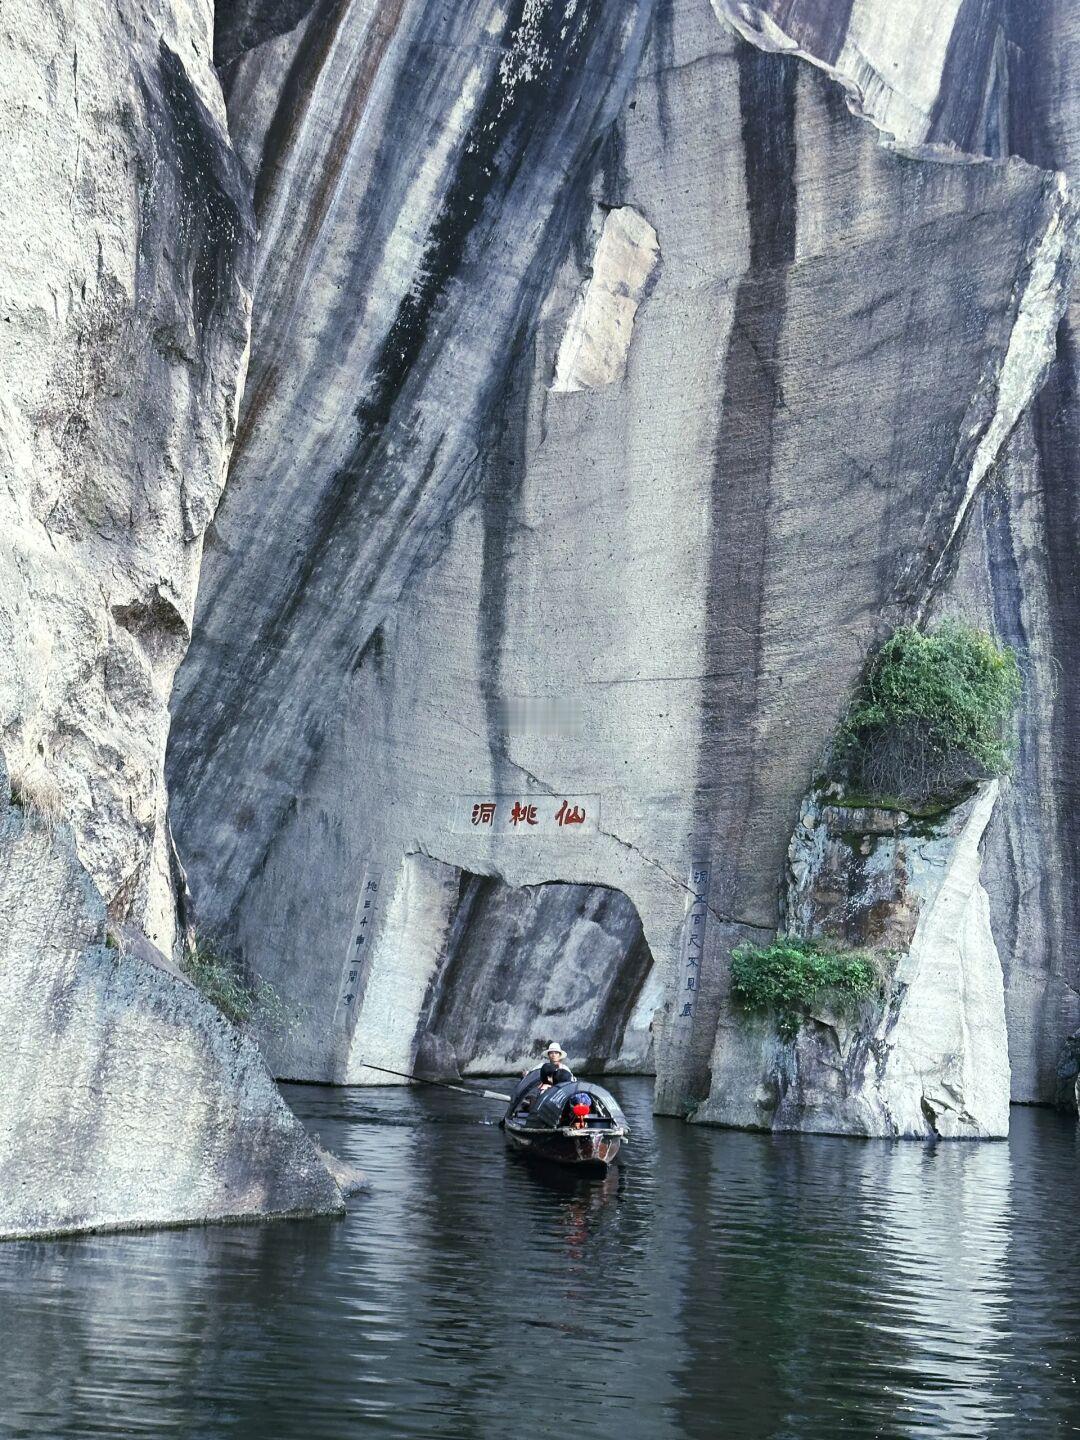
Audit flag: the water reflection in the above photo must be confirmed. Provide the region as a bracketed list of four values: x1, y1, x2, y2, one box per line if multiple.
[0, 1084, 1077, 1439]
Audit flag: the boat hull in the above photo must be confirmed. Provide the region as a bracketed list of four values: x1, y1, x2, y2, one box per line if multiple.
[503, 1125, 622, 1169]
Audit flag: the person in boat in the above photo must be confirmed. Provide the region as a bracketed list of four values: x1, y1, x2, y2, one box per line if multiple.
[538, 1042, 574, 1092]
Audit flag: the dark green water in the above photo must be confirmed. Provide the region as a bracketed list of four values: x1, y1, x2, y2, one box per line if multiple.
[2, 1080, 1078, 1439]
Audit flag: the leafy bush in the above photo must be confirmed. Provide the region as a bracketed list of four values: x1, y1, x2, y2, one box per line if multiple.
[731, 936, 880, 1039]
[181, 935, 293, 1034]
[837, 621, 1021, 810]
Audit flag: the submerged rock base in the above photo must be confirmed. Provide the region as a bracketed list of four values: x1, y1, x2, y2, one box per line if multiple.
[695, 783, 1010, 1139]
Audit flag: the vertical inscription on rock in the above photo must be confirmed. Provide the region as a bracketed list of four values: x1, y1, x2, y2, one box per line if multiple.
[679, 862, 711, 1021]
[334, 866, 383, 1044]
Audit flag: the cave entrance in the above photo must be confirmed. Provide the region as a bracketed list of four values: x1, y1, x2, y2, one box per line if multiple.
[350, 854, 659, 1082]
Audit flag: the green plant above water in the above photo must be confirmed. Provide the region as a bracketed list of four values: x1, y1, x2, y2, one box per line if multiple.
[181, 935, 293, 1034]
[837, 620, 1021, 810]
[731, 936, 880, 1039]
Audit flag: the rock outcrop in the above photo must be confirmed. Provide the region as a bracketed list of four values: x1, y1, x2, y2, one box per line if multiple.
[1, 0, 253, 950]
[710, 0, 1080, 1108]
[0, 0, 341, 1235]
[0, 760, 344, 1240]
[696, 783, 1010, 1138]
[166, 0, 1077, 1124]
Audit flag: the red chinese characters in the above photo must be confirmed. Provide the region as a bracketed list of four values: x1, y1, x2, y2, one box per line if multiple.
[459, 794, 596, 834]
[555, 799, 586, 827]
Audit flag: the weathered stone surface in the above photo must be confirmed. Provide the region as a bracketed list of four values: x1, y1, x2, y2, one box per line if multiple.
[710, 0, 1013, 155]
[1053, 1030, 1080, 1114]
[937, 4, 1080, 1103]
[0, 0, 252, 952]
[160, 0, 1076, 1124]
[0, 764, 343, 1240]
[0, 0, 347, 1238]
[715, 0, 1080, 1111]
[696, 783, 1010, 1138]
[551, 205, 661, 393]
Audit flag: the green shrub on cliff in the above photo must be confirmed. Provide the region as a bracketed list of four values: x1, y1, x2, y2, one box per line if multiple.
[731, 937, 879, 1039]
[181, 935, 293, 1034]
[837, 621, 1021, 810]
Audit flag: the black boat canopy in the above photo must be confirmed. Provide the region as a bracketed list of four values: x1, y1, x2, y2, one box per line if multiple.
[509, 1075, 628, 1131]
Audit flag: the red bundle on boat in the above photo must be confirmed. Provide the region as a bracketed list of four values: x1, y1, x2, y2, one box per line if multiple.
[570, 1093, 592, 1126]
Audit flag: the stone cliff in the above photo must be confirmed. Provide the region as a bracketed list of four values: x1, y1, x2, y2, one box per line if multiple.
[3, 0, 1080, 1237]
[0, 0, 342, 1236]
[710, 0, 1080, 1114]
[169, 0, 1078, 1121]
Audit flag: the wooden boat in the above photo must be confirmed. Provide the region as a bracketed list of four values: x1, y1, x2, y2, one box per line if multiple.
[501, 1070, 629, 1169]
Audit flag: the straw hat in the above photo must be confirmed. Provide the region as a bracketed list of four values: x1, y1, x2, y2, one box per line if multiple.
[545, 1041, 566, 1058]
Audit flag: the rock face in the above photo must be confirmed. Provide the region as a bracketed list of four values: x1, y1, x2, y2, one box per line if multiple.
[711, 0, 1080, 1109]
[1054, 1031, 1080, 1114]
[1, 0, 253, 951]
[0, 0, 341, 1235]
[165, 0, 1077, 1122]
[0, 760, 343, 1240]
[710, 0, 1016, 154]
[6, 0, 1079, 1210]
[696, 783, 1010, 1138]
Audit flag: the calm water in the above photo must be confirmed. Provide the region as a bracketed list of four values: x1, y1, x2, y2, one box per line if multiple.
[1, 1080, 1078, 1439]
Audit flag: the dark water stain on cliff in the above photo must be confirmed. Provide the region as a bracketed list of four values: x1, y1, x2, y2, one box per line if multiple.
[140, 43, 255, 343]
[214, 0, 323, 68]
[354, 0, 602, 436]
[168, 0, 657, 940]
[477, 347, 529, 769]
[987, 3, 1080, 1083]
[927, 0, 1007, 156]
[763, 0, 857, 67]
[650, 0, 677, 144]
[246, 0, 406, 299]
[682, 41, 798, 1103]
[1033, 319, 1080, 1033]
[185, 0, 636, 736]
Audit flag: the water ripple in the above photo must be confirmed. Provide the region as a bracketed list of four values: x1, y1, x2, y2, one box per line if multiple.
[0, 1083, 1078, 1438]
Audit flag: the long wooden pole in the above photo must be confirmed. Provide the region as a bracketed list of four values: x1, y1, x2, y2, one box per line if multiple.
[357, 1060, 511, 1103]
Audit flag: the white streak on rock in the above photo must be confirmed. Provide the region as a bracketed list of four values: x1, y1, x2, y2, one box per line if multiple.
[345, 854, 460, 1084]
[943, 174, 1074, 556]
[550, 205, 660, 394]
[879, 783, 1009, 1137]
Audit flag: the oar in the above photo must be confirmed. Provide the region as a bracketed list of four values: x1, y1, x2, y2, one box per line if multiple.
[357, 1060, 511, 1103]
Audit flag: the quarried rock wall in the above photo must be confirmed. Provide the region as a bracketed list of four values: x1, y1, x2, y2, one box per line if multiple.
[165, 0, 1077, 1119]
